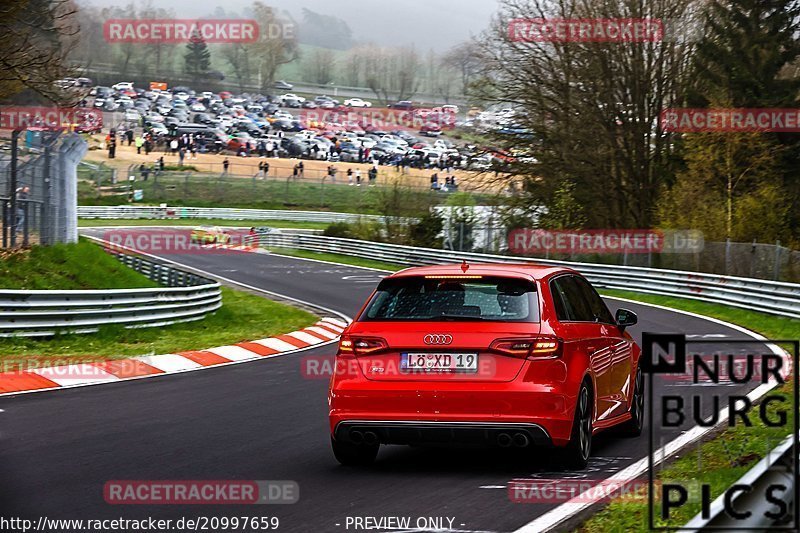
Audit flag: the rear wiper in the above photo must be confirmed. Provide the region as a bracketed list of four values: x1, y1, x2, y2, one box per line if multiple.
[434, 314, 486, 321]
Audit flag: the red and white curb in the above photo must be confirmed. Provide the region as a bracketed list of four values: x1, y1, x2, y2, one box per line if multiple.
[200, 243, 268, 253]
[0, 317, 347, 396]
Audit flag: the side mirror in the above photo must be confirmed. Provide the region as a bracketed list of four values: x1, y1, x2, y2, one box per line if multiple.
[615, 308, 638, 331]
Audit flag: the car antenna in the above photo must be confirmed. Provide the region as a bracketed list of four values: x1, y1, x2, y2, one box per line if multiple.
[461, 260, 469, 273]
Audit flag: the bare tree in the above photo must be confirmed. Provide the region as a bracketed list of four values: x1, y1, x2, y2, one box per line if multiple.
[474, 0, 699, 228]
[0, 0, 79, 103]
[303, 48, 336, 85]
[442, 42, 483, 95]
[222, 43, 253, 92]
[247, 2, 298, 92]
[363, 45, 420, 103]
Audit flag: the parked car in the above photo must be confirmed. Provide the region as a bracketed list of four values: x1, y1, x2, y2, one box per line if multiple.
[344, 98, 372, 108]
[389, 100, 414, 110]
[274, 80, 294, 90]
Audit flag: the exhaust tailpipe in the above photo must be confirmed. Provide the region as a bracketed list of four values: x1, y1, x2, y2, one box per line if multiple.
[497, 433, 513, 448]
[513, 432, 530, 448]
[363, 431, 379, 445]
[349, 430, 364, 444]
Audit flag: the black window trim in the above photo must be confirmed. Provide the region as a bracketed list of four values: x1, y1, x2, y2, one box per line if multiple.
[549, 273, 617, 325]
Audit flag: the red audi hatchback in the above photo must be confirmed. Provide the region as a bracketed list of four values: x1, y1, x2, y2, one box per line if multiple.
[328, 263, 643, 469]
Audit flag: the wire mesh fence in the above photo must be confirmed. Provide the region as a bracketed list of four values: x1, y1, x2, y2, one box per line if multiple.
[78, 168, 476, 212]
[461, 223, 800, 283]
[0, 131, 88, 248]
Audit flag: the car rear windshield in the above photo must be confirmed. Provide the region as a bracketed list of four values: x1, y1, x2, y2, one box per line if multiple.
[360, 276, 539, 322]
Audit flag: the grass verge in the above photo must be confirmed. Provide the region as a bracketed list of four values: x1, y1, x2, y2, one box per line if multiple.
[78, 218, 330, 230]
[0, 240, 159, 290]
[0, 241, 318, 367]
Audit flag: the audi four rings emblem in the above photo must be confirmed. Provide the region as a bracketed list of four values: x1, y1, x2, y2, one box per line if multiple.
[424, 334, 453, 345]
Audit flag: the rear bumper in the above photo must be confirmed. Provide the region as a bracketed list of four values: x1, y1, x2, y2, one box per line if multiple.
[334, 420, 552, 448]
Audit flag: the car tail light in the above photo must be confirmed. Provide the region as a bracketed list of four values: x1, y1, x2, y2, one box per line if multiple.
[337, 335, 389, 357]
[490, 336, 562, 360]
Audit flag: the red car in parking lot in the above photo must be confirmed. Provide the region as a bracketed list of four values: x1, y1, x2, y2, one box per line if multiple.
[328, 263, 643, 469]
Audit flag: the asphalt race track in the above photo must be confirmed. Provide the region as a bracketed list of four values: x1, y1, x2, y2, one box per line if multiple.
[0, 229, 778, 533]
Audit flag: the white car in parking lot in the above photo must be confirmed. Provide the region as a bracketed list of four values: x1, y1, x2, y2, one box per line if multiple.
[112, 82, 134, 92]
[344, 98, 372, 108]
[280, 93, 305, 104]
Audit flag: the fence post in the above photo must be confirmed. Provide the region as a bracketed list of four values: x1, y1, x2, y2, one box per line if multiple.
[725, 238, 731, 275]
[1, 200, 7, 248]
[22, 202, 29, 247]
[774, 241, 782, 281]
[9, 130, 19, 247]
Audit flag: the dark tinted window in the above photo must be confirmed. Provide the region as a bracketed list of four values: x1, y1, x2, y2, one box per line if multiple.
[574, 276, 615, 324]
[361, 276, 539, 322]
[550, 276, 594, 322]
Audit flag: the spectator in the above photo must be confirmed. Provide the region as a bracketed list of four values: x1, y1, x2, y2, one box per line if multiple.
[248, 227, 259, 247]
[347, 168, 354, 185]
[126, 128, 134, 146]
[223, 158, 230, 175]
[263, 160, 270, 178]
[108, 135, 116, 159]
[178, 147, 185, 166]
[297, 161, 304, 178]
[170, 138, 178, 154]
[431, 173, 439, 190]
[14, 186, 29, 231]
[158, 156, 165, 172]
[135, 135, 144, 154]
[355, 169, 362, 187]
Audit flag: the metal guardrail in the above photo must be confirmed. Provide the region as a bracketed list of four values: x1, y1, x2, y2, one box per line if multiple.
[262, 234, 800, 319]
[77, 205, 384, 224]
[0, 245, 221, 337]
[683, 435, 797, 531]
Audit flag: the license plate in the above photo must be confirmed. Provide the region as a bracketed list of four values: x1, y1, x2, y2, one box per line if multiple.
[400, 353, 478, 373]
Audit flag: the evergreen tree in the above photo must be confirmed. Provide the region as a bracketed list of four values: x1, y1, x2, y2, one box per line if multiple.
[690, 0, 800, 107]
[676, 0, 800, 243]
[184, 30, 211, 80]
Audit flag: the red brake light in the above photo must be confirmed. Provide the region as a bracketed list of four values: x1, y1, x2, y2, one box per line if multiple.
[490, 336, 562, 359]
[337, 335, 388, 357]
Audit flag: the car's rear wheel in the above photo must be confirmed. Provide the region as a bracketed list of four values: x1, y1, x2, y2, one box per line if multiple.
[560, 382, 593, 470]
[331, 437, 378, 466]
[620, 367, 645, 437]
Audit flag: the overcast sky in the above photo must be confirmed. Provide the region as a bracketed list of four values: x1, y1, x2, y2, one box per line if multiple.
[79, 0, 501, 50]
